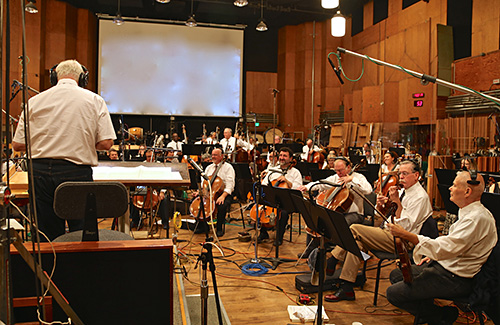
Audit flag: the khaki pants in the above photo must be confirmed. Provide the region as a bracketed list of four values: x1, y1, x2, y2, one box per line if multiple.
[332, 224, 395, 283]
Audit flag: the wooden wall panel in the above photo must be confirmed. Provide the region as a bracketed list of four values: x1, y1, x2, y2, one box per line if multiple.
[453, 50, 500, 94]
[362, 85, 381, 122]
[383, 82, 400, 123]
[245, 72, 277, 114]
[472, 0, 500, 56]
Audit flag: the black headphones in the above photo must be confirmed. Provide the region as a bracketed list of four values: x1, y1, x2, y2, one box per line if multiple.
[49, 63, 89, 88]
[334, 156, 351, 166]
[467, 169, 480, 186]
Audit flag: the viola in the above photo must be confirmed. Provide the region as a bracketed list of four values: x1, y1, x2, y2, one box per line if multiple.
[189, 160, 225, 221]
[315, 160, 365, 213]
[387, 202, 413, 284]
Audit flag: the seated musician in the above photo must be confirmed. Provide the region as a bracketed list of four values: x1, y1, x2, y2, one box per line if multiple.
[166, 132, 184, 158]
[381, 150, 399, 173]
[208, 131, 218, 144]
[194, 135, 208, 144]
[108, 148, 120, 161]
[386, 170, 497, 324]
[301, 138, 321, 161]
[322, 151, 337, 170]
[322, 160, 432, 302]
[219, 128, 248, 156]
[460, 156, 476, 170]
[363, 143, 376, 164]
[193, 148, 235, 237]
[258, 147, 302, 245]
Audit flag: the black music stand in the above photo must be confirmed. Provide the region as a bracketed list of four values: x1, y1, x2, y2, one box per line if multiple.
[310, 169, 336, 182]
[230, 163, 253, 227]
[260, 185, 301, 269]
[290, 193, 361, 325]
[182, 144, 221, 156]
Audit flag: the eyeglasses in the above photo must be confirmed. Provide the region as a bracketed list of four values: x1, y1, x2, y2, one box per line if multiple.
[398, 171, 415, 177]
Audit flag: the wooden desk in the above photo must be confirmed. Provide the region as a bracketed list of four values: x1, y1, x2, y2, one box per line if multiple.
[11, 239, 174, 325]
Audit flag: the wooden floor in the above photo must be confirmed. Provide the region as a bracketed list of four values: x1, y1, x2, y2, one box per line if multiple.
[111, 206, 490, 325]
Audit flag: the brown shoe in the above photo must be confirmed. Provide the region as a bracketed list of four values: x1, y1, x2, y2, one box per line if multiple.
[324, 287, 355, 302]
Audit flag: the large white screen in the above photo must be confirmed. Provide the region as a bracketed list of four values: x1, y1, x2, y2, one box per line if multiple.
[98, 19, 243, 117]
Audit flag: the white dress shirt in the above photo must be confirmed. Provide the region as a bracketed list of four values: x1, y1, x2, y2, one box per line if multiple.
[306, 172, 372, 215]
[414, 201, 497, 278]
[392, 181, 432, 234]
[204, 161, 236, 196]
[219, 136, 247, 153]
[301, 144, 321, 160]
[262, 166, 302, 190]
[13, 79, 116, 166]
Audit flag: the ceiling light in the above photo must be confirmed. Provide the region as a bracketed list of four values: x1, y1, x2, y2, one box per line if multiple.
[114, 0, 124, 25]
[256, 0, 268, 32]
[25, 0, 38, 14]
[234, 0, 248, 7]
[186, 15, 197, 27]
[186, 0, 197, 27]
[156, 0, 171, 3]
[331, 11, 346, 37]
[321, 0, 339, 9]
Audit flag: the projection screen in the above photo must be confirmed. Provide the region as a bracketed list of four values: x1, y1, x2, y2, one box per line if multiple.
[98, 19, 244, 117]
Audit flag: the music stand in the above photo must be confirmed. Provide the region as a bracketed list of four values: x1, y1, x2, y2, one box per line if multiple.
[310, 169, 336, 182]
[290, 192, 361, 325]
[230, 163, 254, 227]
[260, 185, 301, 269]
[182, 144, 221, 156]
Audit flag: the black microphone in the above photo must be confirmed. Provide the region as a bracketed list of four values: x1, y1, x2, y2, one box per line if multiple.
[328, 57, 344, 85]
[187, 157, 209, 181]
[11, 80, 19, 96]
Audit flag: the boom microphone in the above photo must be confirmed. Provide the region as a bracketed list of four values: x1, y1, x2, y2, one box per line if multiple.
[187, 157, 209, 181]
[328, 57, 344, 85]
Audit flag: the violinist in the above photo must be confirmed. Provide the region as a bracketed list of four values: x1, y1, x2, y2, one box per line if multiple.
[387, 171, 497, 325]
[381, 151, 400, 173]
[322, 160, 432, 303]
[258, 147, 303, 245]
[192, 148, 235, 237]
[301, 138, 321, 161]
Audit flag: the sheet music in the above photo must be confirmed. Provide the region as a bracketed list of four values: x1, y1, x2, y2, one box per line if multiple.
[92, 166, 182, 181]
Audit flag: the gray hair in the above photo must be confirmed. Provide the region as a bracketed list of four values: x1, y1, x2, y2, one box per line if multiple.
[56, 59, 83, 81]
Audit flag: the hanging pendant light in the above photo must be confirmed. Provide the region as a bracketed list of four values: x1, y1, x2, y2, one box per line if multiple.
[234, 0, 248, 7]
[331, 11, 346, 37]
[25, 0, 38, 14]
[321, 0, 339, 9]
[156, 0, 171, 3]
[113, 0, 124, 25]
[186, 0, 197, 27]
[256, 0, 268, 32]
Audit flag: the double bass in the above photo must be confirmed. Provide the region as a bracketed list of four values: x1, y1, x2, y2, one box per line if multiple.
[189, 160, 225, 221]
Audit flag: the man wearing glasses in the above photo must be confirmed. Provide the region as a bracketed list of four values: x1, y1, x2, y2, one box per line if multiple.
[323, 160, 432, 302]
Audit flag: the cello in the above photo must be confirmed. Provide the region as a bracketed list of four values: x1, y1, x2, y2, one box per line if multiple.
[189, 160, 225, 221]
[315, 160, 365, 213]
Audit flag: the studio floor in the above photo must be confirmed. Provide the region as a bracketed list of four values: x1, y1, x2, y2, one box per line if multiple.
[117, 204, 491, 325]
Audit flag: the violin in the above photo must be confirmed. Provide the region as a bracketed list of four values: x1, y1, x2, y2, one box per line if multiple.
[386, 201, 413, 284]
[189, 160, 226, 221]
[315, 160, 365, 213]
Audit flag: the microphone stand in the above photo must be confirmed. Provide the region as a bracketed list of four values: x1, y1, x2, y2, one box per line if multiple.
[241, 112, 271, 270]
[188, 160, 223, 325]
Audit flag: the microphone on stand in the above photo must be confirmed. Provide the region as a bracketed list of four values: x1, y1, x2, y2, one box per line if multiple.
[11, 80, 19, 96]
[328, 57, 344, 85]
[187, 157, 209, 181]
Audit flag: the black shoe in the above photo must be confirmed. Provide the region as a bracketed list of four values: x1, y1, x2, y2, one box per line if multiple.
[257, 231, 269, 243]
[324, 287, 356, 302]
[216, 230, 224, 237]
[273, 239, 283, 246]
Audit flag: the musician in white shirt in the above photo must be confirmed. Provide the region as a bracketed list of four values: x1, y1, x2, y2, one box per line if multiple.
[301, 138, 321, 161]
[387, 170, 497, 325]
[258, 147, 302, 245]
[166, 133, 184, 157]
[219, 128, 248, 155]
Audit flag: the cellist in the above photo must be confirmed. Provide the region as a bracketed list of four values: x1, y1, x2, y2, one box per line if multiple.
[321, 160, 432, 303]
[298, 157, 372, 259]
[257, 147, 302, 245]
[192, 148, 235, 237]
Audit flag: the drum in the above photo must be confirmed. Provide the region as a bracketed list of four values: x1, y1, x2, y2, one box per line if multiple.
[128, 127, 143, 141]
[250, 133, 265, 144]
[264, 128, 283, 144]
